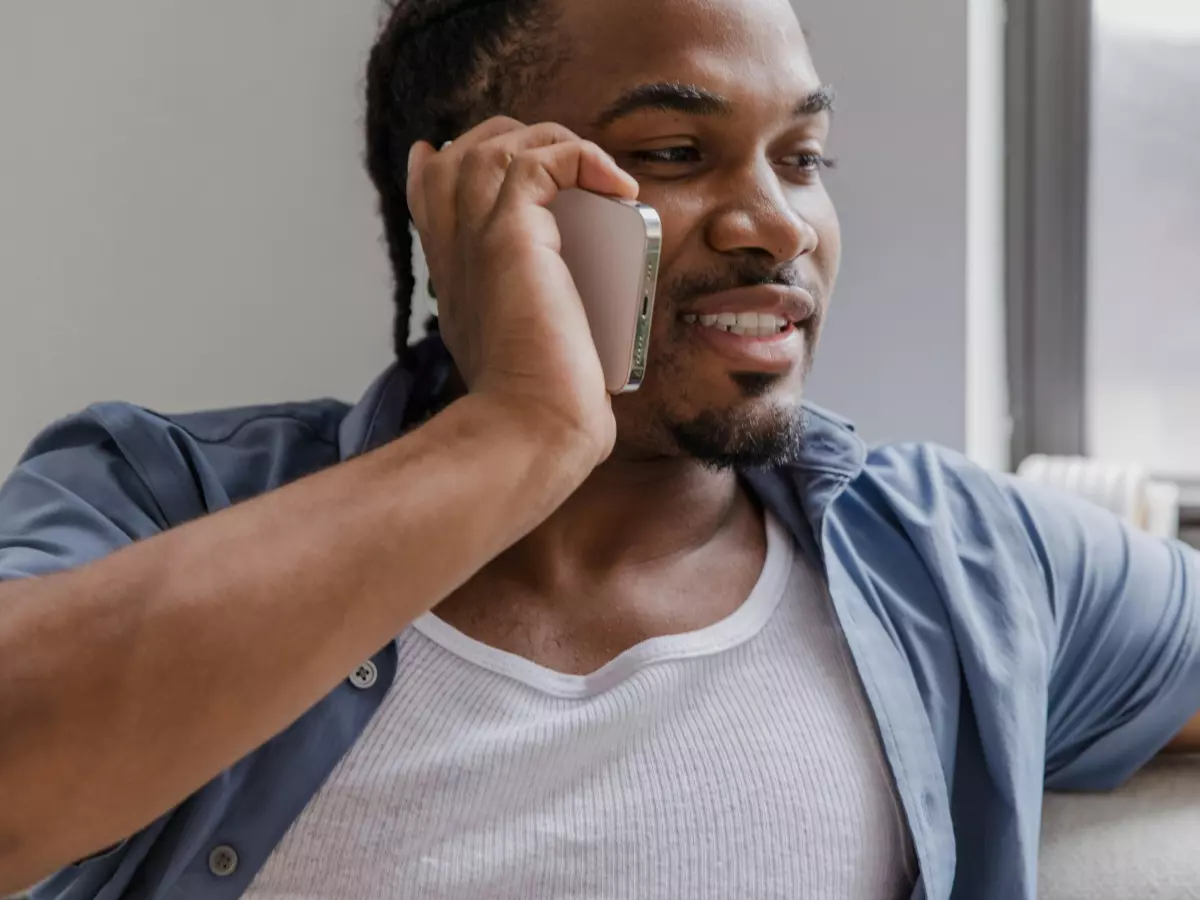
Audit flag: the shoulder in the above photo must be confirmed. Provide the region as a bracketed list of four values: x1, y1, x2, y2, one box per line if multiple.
[844, 442, 1062, 602]
[22, 397, 348, 457]
[862, 441, 1002, 493]
[847, 441, 1162, 617]
[10, 397, 351, 527]
[857, 441, 1129, 562]
[857, 441, 1035, 534]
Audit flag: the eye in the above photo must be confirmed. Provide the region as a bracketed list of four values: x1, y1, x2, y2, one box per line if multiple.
[629, 146, 702, 165]
[783, 152, 836, 174]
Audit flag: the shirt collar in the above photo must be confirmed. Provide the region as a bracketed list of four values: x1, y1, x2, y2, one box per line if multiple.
[337, 337, 449, 461]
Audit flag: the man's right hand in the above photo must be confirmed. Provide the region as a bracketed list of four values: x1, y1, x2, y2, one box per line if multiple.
[406, 118, 641, 464]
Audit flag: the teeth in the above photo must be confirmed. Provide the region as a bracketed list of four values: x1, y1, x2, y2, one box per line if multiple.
[755, 314, 787, 332]
[684, 312, 792, 337]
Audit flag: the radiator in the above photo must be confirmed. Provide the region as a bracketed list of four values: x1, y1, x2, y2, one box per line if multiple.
[1017, 455, 1182, 542]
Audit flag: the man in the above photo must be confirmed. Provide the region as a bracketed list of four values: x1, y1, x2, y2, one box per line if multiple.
[0, 0, 1198, 898]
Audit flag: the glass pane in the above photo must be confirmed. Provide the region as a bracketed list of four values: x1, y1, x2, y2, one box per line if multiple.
[1087, 0, 1200, 476]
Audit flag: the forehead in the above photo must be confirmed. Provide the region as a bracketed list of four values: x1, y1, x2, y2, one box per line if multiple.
[531, 0, 820, 122]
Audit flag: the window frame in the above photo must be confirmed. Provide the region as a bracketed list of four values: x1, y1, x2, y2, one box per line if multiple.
[1005, 0, 1200, 542]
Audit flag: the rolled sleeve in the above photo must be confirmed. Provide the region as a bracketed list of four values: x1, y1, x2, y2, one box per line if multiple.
[1003, 477, 1200, 791]
[0, 410, 168, 583]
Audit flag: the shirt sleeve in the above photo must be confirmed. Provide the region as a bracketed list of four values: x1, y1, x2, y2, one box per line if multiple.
[0, 410, 169, 583]
[1000, 476, 1200, 791]
[1, 411, 177, 894]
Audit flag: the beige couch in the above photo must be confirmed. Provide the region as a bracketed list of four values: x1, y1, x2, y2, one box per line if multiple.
[1040, 755, 1200, 899]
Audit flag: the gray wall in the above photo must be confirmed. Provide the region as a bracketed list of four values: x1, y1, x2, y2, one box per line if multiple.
[801, 0, 1009, 466]
[0, 2, 394, 471]
[0, 0, 1008, 472]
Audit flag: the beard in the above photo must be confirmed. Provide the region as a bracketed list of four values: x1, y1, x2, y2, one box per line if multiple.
[667, 399, 808, 471]
[625, 258, 824, 471]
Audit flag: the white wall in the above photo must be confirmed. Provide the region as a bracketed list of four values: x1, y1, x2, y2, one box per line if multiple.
[0, 1, 393, 471]
[800, 0, 1010, 467]
[966, 0, 1011, 472]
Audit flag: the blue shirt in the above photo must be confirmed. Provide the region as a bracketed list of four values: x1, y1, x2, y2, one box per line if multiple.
[3, 340, 1199, 900]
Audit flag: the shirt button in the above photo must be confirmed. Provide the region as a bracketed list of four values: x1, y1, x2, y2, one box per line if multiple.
[208, 844, 239, 877]
[922, 788, 939, 822]
[349, 660, 378, 690]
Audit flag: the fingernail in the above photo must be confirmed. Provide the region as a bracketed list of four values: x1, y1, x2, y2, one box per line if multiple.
[407, 144, 416, 177]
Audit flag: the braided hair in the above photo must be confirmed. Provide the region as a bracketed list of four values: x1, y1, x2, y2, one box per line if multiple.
[364, 0, 568, 366]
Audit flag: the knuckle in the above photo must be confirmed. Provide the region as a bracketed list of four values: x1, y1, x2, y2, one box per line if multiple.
[509, 152, 544, 180]
[460, 143, 509, 178]
[458, 146, 487, 176]
[418, 156, 445, 190]
[508, 154, 558, 193]
[532, 122, 579, 143]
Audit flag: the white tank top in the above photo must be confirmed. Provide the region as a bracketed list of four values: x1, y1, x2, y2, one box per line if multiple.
[245, 516, 915, 899]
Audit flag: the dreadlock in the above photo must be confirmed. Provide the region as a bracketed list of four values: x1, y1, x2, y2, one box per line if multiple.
[364, 0, 568, 366]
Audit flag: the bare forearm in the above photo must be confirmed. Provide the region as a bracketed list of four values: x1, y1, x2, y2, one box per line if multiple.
[0, 394, 592, 891]
[1166, 716, 1200, 754]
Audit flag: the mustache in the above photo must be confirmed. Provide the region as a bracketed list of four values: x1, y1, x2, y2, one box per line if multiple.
[662, 262, 823, 308]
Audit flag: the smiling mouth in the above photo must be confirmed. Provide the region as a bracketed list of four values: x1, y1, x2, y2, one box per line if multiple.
[679, 312, 796, 339]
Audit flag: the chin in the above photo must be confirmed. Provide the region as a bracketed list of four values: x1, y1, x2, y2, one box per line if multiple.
[666, 395, 808, 471]
[611, 352, 811, 468]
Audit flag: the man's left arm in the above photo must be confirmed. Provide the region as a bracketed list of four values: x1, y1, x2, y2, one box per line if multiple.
[1000, 476, 1200, 790]
[1167, 710, 1200, 753]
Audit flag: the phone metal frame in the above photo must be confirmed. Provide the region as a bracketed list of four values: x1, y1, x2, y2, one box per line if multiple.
[621, 202, 664, 394]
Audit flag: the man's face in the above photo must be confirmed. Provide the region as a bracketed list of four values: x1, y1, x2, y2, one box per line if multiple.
[522, 0, 840, 468]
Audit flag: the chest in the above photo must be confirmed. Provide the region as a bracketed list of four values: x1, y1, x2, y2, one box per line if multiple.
[244, 581, 915, 900]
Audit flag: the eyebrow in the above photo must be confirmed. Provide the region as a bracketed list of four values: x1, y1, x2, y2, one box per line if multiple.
[797, 84, 837, 117]
[593, 82, 837, 129]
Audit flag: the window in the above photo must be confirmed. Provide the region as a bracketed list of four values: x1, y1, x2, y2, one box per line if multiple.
[1089, 0, 1200, 479]
[1007, 0, 1200, 535]
[1087, 4, 1200, 541]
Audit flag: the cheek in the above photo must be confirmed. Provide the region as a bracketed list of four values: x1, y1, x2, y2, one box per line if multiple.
[638, 189, 708, 272]
[642, 323, 748, 413]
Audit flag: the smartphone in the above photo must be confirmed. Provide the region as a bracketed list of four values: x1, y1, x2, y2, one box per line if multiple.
[548, 189, 663, 394]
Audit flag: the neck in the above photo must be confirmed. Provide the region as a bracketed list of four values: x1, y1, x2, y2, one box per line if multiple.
[499, 456, 754, 584]
[426, 367, 758, 585]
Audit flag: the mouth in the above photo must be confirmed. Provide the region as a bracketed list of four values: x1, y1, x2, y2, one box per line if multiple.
[674, 285, 815, 371]
[677, 284, 816, 334]
[680, 312, 797, 339]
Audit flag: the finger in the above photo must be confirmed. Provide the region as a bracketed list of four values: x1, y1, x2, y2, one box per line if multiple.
[492, 140, 640, 219]
[437, 116, 525, 162]
[415, 117, 527, 245]
[455, 123, 579, 226]
[405, 141, 437, 233]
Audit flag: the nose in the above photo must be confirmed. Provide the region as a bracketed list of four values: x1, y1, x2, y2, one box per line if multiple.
[704, 162, 819, 265]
